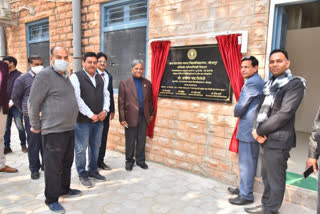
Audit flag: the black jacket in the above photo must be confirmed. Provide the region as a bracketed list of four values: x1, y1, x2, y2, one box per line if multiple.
[106, 70, 115, 113]
[256, 78, 305, 150]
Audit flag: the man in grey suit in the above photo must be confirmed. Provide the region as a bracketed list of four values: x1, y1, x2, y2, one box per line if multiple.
[228, 56, 264, 205]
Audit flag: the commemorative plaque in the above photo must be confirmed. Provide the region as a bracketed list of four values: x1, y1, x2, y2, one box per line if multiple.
[159, 44, 232, 103]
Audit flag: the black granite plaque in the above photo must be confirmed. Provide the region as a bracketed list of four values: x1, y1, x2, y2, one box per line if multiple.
[159, 44, 232, 103]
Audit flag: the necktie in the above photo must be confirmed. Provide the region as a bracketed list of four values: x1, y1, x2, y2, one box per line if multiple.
[101, 72, 105, 81]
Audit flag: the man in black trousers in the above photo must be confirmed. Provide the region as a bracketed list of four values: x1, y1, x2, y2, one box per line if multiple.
[96, 52, 115, 171]
[29, 47, 81, 213]
[246, 49, 306, 214]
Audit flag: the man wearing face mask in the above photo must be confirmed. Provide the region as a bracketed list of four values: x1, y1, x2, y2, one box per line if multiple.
[28, 47, 81, 214]
[2, 56, 27, 154]
[11, 56, 44, 180]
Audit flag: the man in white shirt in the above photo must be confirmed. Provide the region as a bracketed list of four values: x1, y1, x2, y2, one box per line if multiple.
[96, 52, 115, 171]
[70, 52, 110, 188]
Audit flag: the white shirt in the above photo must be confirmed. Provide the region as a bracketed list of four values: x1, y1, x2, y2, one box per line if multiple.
[97, 68, 110, 88]
[70, 68, 110, 119]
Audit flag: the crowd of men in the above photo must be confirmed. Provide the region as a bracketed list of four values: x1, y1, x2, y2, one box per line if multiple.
[0, 47, 319, 214]
[0, 46, 153, 213]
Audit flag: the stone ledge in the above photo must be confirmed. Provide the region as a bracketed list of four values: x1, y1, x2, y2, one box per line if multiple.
[254, 177, 317, 210]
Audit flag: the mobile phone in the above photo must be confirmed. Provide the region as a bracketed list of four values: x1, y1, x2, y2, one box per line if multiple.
[303, 165, 315, 178]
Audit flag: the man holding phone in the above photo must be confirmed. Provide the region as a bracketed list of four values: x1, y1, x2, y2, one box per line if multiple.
[306, 105, 320, 213]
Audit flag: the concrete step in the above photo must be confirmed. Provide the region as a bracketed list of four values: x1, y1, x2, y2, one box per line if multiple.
[254, 177, 317, 210]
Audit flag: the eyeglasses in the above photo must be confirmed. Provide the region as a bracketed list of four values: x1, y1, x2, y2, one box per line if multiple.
[98, 60, 107, 64]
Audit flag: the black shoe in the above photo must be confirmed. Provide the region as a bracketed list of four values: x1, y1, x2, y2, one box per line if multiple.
[227, 187, 240, 195]
[125, 163, 133, 171]
[244, 205, 264, 214]
[21, 145, 28, 153]
[137, 162, 148, 169]
[4, 147, 12, 155]
[98, 162, 112, 171]
[229, 195, 253, 205]
[88, 171, 106, 182]
[31, 172, 40, 180]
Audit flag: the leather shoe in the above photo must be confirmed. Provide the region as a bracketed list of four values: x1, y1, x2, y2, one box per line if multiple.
[31, 172, 40, 180]
[125, 163, 133, 171]
[21, 145, 28, 153]
[4, 147, 12, 154]
[137, 162, 148, 169]
[0, 165, 18, 173]
[229, 195, 253, 205]
[98, 162, 112, 170]
[228, 187, 240, 195]
[244, 205, 264, 214]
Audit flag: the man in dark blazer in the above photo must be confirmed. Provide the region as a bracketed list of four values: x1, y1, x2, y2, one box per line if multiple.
[228, 56, 264, 205]
[118, 59, 154, 171]
[96, 52, 115, 170]
[246, 49, 306, 214]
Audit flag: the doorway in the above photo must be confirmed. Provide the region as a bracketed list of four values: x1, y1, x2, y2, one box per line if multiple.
[270, 0, 320, 189]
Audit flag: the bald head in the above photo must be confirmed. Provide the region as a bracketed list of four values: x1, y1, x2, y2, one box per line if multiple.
[51, 46, 68, 56]
[50, 46, 69, 72]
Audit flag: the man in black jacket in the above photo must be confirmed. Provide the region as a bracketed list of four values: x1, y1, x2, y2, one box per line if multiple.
[3, 56, 27, 154]
[245, 49, 306, 214]
[96, 52, 115, 171]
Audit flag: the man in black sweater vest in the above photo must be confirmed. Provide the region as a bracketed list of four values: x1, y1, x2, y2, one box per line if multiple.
[70, 52, 110, 188]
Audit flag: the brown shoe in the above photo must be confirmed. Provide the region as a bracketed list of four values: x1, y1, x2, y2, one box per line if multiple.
[21, 145, 28, 153]
[0, 165, 18, 173]
[4, 147, 12, 155]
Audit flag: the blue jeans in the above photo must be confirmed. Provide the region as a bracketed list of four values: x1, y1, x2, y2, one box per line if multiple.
[4, 105, 26, 148]
[238, 141, 259, 200]
[24, 115, 42, 173]
[74, 122, 103, 177]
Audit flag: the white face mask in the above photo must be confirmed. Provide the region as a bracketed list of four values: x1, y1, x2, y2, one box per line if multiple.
[53, 60, 69, 72]
[30, 65, 44, 74]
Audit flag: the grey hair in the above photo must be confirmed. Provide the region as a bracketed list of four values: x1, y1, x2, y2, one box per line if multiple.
[131, 59, 144, 68]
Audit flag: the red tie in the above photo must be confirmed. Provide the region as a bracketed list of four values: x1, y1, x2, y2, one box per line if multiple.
[101, 72, 105, 81]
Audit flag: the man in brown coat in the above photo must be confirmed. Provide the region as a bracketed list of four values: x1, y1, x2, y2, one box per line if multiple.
[118, 59, 154, 171]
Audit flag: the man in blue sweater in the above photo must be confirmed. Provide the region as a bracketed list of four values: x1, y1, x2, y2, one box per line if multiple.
[12, 56, 44, 180]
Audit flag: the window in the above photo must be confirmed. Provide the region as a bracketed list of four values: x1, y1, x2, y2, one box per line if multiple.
[101, 0, 148, 89]
[27, 19, 50, 67]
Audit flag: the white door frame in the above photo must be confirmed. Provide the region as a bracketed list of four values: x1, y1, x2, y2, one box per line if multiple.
[265, 0, 316, 80]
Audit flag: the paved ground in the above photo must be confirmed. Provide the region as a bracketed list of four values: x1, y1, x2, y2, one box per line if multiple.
[0, 128, 316, 214]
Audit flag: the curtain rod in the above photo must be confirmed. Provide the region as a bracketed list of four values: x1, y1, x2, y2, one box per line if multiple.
[148, 30, 248, 53]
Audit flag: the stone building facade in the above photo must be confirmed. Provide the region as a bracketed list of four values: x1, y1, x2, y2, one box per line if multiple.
[4, 0, 270, 185]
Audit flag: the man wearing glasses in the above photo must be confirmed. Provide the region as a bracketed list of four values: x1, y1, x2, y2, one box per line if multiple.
[96, 52, 115, 171]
